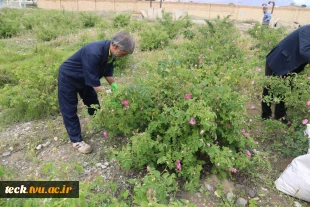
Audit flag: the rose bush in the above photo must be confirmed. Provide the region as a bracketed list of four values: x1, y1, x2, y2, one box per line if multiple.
[92, 63, 257, 191]
[89, 17, 276, 191]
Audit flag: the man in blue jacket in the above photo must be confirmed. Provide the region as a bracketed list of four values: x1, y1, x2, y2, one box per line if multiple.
[262, 25, 310, 122]
[58, 31, 135, 154]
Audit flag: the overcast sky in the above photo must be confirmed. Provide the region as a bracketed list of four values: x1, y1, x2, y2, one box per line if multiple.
[181, 0, 309, 6]
[293, 0, 308, 5]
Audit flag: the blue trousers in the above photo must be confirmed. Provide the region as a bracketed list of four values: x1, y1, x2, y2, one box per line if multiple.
[58, 70, 99, 143]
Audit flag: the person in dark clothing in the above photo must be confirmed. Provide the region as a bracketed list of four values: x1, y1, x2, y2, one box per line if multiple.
[58, 31, 135, 154]
[262, 24, 310, 122]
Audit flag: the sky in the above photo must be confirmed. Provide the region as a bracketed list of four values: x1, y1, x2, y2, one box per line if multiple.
[180, 0, 309, 6]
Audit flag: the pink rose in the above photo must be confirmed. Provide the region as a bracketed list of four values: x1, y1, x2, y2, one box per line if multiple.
[103, 131, 108, 138]
[184, 94, 191, 99]
[307, 100, 310, 106]
[189, 117, 196, 125]
[122, 100, 129, 106]
[302, 119, 308, 125]
[246, 150, 252, 157]
[231, 168, 237, 173]
[176, 160, 181, 171]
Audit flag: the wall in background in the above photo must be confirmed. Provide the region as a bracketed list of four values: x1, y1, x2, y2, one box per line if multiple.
[37, 0, 310, 25]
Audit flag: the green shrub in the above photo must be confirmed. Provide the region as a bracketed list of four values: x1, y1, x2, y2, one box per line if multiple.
[0, 64, 59, 121]
[164, 17, 243, 74]
[157, 11, 192, 39]
[182, 28, 195, 40]
[37, 24, 59, 41]
[113, 13, 131, 28]
[16, 10, 100, 41]
[0, 17, 20, 38]
[260, 71, 310, 156]
[0, 9, 23, 38]
[126, 20, 145, 32]
[139, 28, 169, 51]
[22, 15, 36, 30]
[0, 68, 17, 88]
[113, 55, 133, 75]
[131, 168, 178, 205]
[96, 19, 111, 29]
[89, 16, 269, 191]
[92, 65, 256, 191]
[247, 23, 287, 58]
[79, 12, 100, 28]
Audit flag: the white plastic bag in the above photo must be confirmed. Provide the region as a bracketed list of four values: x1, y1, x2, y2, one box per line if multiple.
[275, 154, 310, 202]
[274, 124, 310, 202]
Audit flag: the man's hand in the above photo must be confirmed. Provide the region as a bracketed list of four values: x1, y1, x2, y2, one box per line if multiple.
[111, 82, 118, 91]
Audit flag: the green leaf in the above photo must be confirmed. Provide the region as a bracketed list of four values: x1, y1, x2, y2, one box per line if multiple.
[157, 156, 167, 164]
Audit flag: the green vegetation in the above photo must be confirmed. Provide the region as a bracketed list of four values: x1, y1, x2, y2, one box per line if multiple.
[0, 8, 309, 207]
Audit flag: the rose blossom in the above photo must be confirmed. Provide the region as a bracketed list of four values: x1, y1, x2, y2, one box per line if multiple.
[184, 94, 191, 99]
[189, 117, 196, 125]
[302, 119, 308, 125]
[122, 100, 129, 106]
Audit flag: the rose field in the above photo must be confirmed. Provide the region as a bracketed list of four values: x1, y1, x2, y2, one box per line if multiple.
[0, 8, 310, 207]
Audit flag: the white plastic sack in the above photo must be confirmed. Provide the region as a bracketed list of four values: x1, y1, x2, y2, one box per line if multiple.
[274, 124, 310, 202]
[275, 154, 310, 202]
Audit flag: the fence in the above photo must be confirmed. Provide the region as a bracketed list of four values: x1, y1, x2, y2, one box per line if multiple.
[36, 0, 310, 26]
